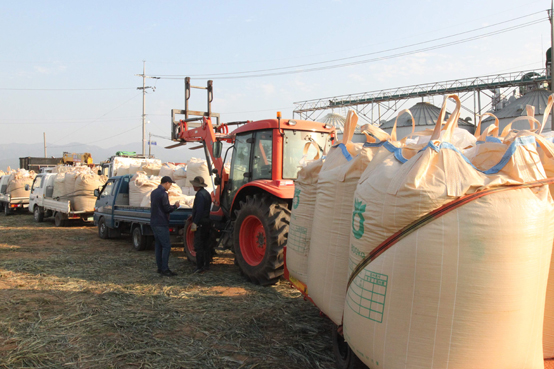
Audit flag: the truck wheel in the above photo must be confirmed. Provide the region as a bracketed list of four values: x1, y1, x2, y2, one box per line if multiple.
[332, 326, 368, 369]
[4, 204, 12, 216]
[132, 226, 148, 251]
[183, 220, 197, 264]
[34, 206, 44, 223]
[54, 212, 66, 227]
[233, 194, 290, 286]
[98, 217, 110, 239]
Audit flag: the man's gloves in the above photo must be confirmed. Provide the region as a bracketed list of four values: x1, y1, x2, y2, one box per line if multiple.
[191, 223, 198, 232]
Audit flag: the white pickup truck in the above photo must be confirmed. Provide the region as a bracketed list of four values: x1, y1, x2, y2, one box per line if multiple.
[27, 173, 95, 227]
[0, 174, 29, 216]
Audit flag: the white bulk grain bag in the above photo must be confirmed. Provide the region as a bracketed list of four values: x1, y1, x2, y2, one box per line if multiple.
[142, 162, 161, 177]
[73, 173, 106, 212]
[344, 95, 554, 369]
[307, 110, 399, 325]
[129, 173, 160, 207]
[286, 143, 324, 286]
[128, 160, 142, 175]
[185, 158, 210, 187]
[159, 163, 176, 179]
[115, 165, 130, 176]
[5, 169, 35, 198]
[174, 166, 188, 188]
[52, 173, 66, 199]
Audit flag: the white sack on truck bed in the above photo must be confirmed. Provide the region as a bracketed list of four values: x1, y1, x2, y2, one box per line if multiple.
[5, 169, 35, 198]
[129, 172, 160, 207]
[343, 95, 554, 369]
[174, 167, 188, 188]
[73, 173, 107, 212]
[52, 173, 66, 199]
[159, 163, 177, 179]
[142, 162, 161, 177]
[185, 158, 210, 187]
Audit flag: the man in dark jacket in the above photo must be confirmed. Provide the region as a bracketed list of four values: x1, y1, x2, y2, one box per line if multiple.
[189, 176, 212, 273]
[151, 176, 180, 277]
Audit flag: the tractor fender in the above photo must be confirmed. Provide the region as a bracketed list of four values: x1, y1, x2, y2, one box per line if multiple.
[231, 180, 295, 214]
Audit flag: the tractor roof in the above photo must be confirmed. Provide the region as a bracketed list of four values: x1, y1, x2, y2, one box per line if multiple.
[231, 119, 334, 136]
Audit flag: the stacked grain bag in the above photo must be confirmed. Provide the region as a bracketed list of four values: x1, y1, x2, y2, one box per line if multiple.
[174, 166, 188, 188]
[286, 157, 324, 285]
[141, 162, 161, 176]
[51, 167, 106, 211]
[343, 95, 554, 369]
[159, 163, 177, 179]
[306, 110, 413, 325]
[52, 173, 66, 199]
[4, 169, 36, 198]
[130, 172, 160, 207]
[186, 157, 213, 192]
[515, 94, 554, 360]
[73, 172, 107, 211]
[128, 160, 142, 175]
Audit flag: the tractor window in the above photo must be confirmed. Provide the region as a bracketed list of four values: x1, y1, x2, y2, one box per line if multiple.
[230, 133, 253, 194]
[282, 131, 331, 179]
[252, 130, 272, 180]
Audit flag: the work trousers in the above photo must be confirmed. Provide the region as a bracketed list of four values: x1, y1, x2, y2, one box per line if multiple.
[194, 220, 211, 269]
[152, 226, 172, 272]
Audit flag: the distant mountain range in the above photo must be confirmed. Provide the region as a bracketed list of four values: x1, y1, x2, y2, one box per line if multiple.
[0, 141, 200, 171]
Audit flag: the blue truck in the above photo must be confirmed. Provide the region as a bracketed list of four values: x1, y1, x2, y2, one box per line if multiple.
[93, 175, 191, 251]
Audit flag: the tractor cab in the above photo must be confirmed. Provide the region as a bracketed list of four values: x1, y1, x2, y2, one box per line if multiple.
[221, 123, 332, 212]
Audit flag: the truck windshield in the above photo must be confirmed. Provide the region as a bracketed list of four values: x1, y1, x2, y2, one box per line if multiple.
[282, 130, 332, 179]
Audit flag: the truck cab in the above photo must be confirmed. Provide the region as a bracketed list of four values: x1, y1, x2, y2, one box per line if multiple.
[28, 173, 56, 221]
[94, 175, 192, 251]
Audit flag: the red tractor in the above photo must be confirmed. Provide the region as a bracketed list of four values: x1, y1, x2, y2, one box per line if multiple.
[169, 79, 334, 285]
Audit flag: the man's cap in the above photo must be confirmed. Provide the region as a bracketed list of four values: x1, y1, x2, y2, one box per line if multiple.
[190, 176, 208, 187]
[161, 176, 175, 184]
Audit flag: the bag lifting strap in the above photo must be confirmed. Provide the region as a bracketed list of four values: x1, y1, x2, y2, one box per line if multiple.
[346, 177, 554, 291]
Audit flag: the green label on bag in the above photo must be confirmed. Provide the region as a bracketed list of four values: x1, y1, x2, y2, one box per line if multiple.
[346, 270, 388, 323]
[352, 198, 366, 239]
[292, 188, 301, 209]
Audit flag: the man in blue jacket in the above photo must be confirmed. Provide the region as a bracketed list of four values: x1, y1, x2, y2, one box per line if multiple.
[189, 176, 212, 273]
[151, 176, 180, 277]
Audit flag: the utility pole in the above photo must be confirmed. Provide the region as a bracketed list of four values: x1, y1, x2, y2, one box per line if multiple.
[43, 132, 47, 158]
[148, 132, 152, 157]
[135, 61, 160, 156]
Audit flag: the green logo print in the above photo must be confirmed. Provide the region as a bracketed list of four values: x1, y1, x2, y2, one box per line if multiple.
[352, 198, 366, 239]
[293, 188, 301, 209]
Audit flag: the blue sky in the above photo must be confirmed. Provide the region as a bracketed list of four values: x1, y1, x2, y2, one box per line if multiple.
[0, 0, 551, 158]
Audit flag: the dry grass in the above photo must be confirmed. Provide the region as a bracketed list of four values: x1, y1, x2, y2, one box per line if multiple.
[0, 213, 335, 369]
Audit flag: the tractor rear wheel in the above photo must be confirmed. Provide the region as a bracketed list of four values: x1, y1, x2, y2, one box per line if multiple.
[183, 219, 197, 264]
[233, 194, 290, 285]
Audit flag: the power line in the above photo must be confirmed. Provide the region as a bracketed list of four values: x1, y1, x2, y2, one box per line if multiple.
[50, 93, 142, 147]
[0, 87, 135, 91]
[0, 117, 140, 125]
[155, 15, 547, 80]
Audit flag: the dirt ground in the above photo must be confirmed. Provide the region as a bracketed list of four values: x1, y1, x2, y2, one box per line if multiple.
[0, 212, 335, 369]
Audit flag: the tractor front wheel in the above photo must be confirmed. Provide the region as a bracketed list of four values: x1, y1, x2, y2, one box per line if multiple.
[233, 194, 290, 286]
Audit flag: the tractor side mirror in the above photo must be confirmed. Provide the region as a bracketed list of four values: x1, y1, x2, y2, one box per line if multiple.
[25, 184, 30, 191]
[97, 170, 102, 176]
[213, 141, 223, 159]
[243, 172, 252, 179]
[94, 189, 100, 198]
